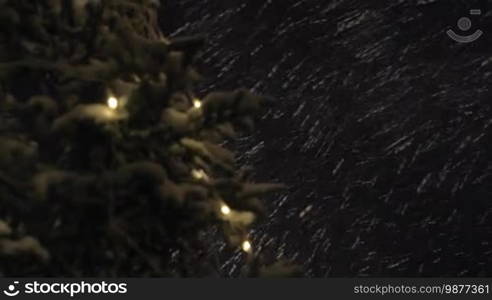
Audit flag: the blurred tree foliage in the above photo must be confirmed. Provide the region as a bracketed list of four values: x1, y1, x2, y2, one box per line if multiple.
[0, 0, 289, 276]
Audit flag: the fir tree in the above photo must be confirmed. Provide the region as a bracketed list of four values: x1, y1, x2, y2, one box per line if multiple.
[0, 0, 291, 276]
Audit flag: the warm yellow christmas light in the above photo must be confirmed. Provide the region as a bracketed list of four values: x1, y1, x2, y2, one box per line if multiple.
[193, 98, 202, 109]
[220, 204, 231, 216]
[191, 169, 208, 181]
[241, 240, 252, 253]
[107, 96, 119, 110]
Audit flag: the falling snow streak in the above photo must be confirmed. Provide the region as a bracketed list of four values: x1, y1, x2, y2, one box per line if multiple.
[165, 0, 492, 277]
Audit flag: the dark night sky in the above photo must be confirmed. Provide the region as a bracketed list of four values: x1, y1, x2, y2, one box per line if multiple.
[163, 0, 492, 276]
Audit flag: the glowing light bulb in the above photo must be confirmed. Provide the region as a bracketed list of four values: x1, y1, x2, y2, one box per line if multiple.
[107, 96, 118, 110]
[191, 169, 208, 181]
[241, 240, 252, 253]
[220, 204, 231, 216]
[193, 98, 202, 109]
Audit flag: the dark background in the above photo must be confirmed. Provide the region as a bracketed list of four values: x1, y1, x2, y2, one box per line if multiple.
[162, 0, 492, 277]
